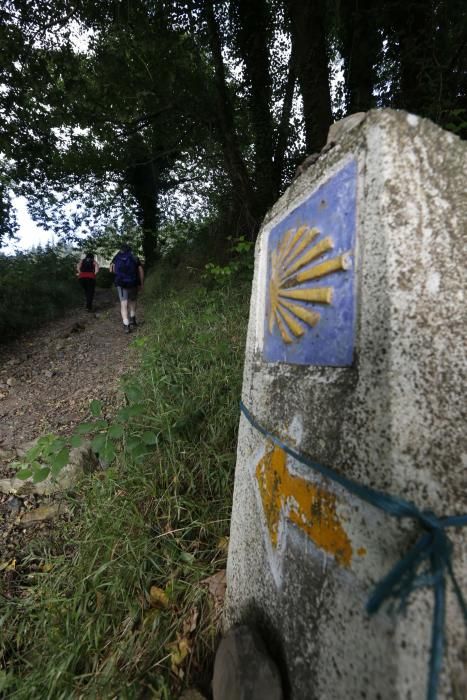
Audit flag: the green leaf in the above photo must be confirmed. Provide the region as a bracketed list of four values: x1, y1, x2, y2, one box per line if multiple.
[132, 444, 149, 462]
[37, 435, 54, 447]
[71, 434, 83, 448]
[108, 424, 124, 439]
[132, 335, 148, 348]
[40, 444, 55, 459]
[125, 385, 143, 402]
[90, 399, 103, 417]
[37, 436, 49, 447]
[126, 436, 143, 453]
[50, 448, 69, 475]
[51, 438, 67, 454]
[25, 445, 42, 461]
[33, 467, 50, 483]
[94, 419, 109, 430]
[128, 404, 146, 417]
[101, 442, 116, 462]
[91, 434, 107, 453]
[16, 468, 33, 480]
[180, 551, 195, 564]
[142, 431, 158, 445]
[75, 422, 95, 435]
[117, 406, 131, 421]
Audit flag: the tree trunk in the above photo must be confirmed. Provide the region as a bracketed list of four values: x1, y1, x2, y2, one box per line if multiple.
[273, 48, 296, 193]
[125, 144, 161, 267]
[388, 0, 436, 115]
[203, 2, 258, 234]
[234, 0, 277, 211]
[133, 164, 160, 267]
[339, 0, 381, 114]
[286, 0, 332, 153]
[427, 0, 467, 127]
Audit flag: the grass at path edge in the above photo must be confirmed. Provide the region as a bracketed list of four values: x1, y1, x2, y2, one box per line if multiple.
[0, 272, 250, 699]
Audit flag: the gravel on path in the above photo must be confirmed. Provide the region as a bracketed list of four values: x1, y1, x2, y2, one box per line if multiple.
[0, 287, 142, 566]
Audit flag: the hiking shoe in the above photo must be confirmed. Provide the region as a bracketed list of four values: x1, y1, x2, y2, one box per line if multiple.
[129, 316, 137, 327]
[124, 324, 132, 334]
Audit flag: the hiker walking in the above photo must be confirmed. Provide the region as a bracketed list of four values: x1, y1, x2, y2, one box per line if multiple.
[77, 252, 99, 311]
[110, 244, 144, 333]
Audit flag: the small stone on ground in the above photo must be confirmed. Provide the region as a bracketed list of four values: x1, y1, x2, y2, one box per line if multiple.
[212, 625, 283, 700]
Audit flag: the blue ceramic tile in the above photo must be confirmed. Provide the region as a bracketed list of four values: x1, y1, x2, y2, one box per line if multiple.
[263, 159, 357, 366]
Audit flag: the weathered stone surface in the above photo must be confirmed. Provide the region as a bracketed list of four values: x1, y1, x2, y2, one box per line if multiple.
[8, 496, 22, 512]
[225, 110, 467, 699]
[0, 442, 98, 496]
[20, 502, 67, 525]
[0, 447, 15, 460]
[212, 626, 283, 700]
[178, 690, 207, 700]
[326, 111, 366, 144]
[0, 478, 21, 495]
[14, 439, 37, 459]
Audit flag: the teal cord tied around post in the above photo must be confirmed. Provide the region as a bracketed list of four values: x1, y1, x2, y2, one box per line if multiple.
[239, 401, 467, 700]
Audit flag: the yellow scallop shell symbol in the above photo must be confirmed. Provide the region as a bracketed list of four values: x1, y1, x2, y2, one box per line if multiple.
[268, 225, 351, 344]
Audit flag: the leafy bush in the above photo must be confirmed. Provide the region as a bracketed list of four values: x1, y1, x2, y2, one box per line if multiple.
[0, 246, 81, 340]
[95, 267, 114, 288]
[158, 220, 201, 261]
[203, 236, 254, 287]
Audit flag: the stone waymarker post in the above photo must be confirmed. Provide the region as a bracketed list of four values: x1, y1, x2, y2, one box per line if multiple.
[224, 110, 467, 699]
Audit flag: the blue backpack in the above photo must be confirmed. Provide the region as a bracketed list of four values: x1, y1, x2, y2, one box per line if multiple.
[114, 251, 138, 288]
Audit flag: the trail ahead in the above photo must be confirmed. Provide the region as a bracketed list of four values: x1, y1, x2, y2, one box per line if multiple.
[0, 288, 138, 564]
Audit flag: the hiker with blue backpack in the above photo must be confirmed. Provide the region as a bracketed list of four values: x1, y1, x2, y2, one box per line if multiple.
[110, 244, 144, 333]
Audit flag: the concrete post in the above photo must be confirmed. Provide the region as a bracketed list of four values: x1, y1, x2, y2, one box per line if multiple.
[225, 110, 467, 699]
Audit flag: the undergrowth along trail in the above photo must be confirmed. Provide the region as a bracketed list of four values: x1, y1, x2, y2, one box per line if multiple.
[0, 248, 82, 341]
[1, 270, 250, 699]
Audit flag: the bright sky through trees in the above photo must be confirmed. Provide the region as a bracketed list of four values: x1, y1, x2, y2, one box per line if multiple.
[3, 197, 53, 253]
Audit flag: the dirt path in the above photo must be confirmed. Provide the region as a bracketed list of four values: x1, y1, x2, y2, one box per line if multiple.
[0, 288, 141, 564]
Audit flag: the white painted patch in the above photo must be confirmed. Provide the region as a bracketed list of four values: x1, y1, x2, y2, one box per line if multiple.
[255, 228, 270, 353]
[426, 271, 440, 296]
[288, 414, 304, 444]
[407, 114, 419, 127]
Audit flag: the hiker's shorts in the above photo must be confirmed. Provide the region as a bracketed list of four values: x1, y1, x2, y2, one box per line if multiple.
[117, 286, 138, 302]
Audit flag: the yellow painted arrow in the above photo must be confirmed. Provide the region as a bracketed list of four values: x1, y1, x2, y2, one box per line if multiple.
[255, 444, 353, 566]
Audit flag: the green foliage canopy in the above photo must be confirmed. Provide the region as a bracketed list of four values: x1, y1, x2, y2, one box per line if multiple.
[1, 0, 465, 255]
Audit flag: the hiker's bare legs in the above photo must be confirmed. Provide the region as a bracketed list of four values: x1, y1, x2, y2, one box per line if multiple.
[120, 299, 129, 325]
[116, 285, 138, 331]
[128, 299, 137, 322]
